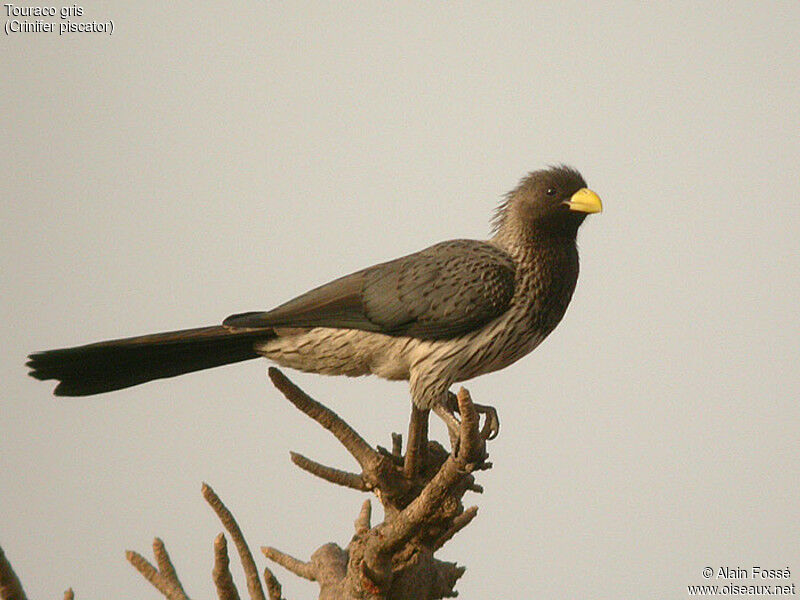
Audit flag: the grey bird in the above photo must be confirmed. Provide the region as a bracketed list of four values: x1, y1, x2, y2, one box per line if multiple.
[27, 166, 602, 431]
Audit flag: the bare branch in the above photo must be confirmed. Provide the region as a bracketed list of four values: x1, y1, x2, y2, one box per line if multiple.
[391, 432, 403, 458]
[454, 388, 482, 462]
[2, 373, 491, 600]
[268, 368, 375, 467]
[261, 547, 316, 581]
[4, 369, 492, 600]
[263, 567, 284, 600]
[265, 376, 490, 597]
[126, 551, 158, 589]
[403, 405, 429, 479]
[467, 482, 484, 493]
[126, 541, 190, 600]
[202, 483, 266, 600]
[271, 368, 417, 512]
[0, 545, 28, 600]
[153, 538, 185, 596]
[354, 500, 372, 534]
[212, 534, 240, 600]
[290, 452, 367, 491]
[433, 506, 479, 551]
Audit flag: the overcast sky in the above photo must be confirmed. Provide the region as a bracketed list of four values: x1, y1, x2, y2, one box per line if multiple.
[2, 3, 798, 599]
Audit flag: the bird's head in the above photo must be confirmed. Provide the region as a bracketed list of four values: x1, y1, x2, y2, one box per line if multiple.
[492, 165, 602, 241]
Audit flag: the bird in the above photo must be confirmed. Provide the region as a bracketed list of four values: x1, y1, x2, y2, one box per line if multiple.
[27, 165, 601, 435]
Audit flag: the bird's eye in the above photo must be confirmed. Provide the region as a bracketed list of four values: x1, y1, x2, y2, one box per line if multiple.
[546, 187, 557, 196]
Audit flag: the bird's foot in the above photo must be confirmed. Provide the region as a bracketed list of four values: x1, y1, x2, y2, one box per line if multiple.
[431, 393, 495, 470]
[444, 391, 500, 441]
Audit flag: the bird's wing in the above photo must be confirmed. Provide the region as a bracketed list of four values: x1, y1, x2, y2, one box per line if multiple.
[223, 240, 516, 339]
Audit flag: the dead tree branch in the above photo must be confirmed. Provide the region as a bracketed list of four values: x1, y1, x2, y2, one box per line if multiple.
[202, 483, 266, 600]
[0, 545, 28, 600]
[124, 486, 282, 600]
[265, 369, 491, 599]
[2, 368, 495, 599]
[126, 538, 190, 600]
[212, 533, 240, 600]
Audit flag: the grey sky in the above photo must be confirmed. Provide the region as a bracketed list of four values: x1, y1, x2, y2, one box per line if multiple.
[2, 2, 798, 598]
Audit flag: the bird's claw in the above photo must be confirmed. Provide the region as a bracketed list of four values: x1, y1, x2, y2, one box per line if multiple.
[443, 391, 500, 441]
[474, 402, 500, 440]
[430, 392, 499, 469]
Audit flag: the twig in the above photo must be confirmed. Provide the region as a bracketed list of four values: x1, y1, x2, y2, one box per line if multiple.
[433, 506, 479, 551]
[403, 405, 429, 479]
[212, 534, 240, 600]
[0, 545, 28, 600]
[268, 368, 375, 468]
[154, 538, 182, 592]
[290, 452, 367, 491]
[261, 547, 316, 581]
[455, 387, 481, 462]
[202, 483, 266, 600]
[354, 500, 372, 534]
[126, 538, 190, 600]
[263, 567, 284, 600]
[391, 433, 403, 458]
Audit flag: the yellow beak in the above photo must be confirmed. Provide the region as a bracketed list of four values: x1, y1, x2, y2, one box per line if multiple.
[564, 188, 603, 214]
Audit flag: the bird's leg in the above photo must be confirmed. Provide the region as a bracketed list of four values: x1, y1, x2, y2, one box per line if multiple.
[444, 391, 500, 440]
[403, 404, 429, 479]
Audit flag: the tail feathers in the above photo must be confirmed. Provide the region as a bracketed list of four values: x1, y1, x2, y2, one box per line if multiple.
[27, 325, 270, 396]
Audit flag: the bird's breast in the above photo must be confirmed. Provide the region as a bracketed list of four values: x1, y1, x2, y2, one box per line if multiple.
[520, 241, 579, 335]
[446, 240, 580, 381]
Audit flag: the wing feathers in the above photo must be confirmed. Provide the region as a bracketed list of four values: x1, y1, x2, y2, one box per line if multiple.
[224, 240, 516, 339]
[223, 270, 381, 331]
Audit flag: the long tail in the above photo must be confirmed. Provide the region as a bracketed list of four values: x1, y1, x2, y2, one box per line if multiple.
[27, 325, 270, 396]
